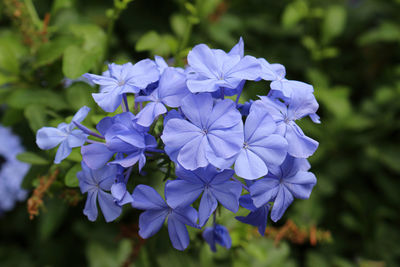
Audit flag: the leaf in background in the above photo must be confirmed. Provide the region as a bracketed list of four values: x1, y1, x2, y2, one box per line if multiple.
[66, 82, 96, 110]
[63, 46, 99, 79]
[35, 36, 81, 67]
[62, 24, 106, 78]
[86, 239, 132, 267]
[170, 14, 186, 37]
[281, 0, 308, 29]
[1, 108, 23, 126]
[17, 152, 49, 165]
[136, 31, 178, 57]
[7, 89, 68, 111]
[136, 31, 161, 52]
[38, 198, 68, 241]
[65, 164, 81, 187]
[24, 105, 47, 132]
[321, 5, 347, 44]
[358, 22, 400, 45]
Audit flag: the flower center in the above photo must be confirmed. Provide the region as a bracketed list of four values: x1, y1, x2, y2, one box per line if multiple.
[118, 80, 125, 86]
[202, 128, 208, 135]
[243, 142, 249, 149]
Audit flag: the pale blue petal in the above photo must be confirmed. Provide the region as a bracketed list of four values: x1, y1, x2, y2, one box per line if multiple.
[36, 127, 66, 150]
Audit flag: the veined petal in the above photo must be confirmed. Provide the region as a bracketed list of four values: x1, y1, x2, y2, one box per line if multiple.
[81, 143, 114, 170]
[83, 191, 98, 221]
[36, 127, 66, 150]
[285, 123, 318, 158]
[283, 171, 316, 199]
[131, 185, 168, 210]
[165, 180, 204, 208]
[138, 209, 168, 238]
[187, 44, 219, 78]
[167, 215, 190, 251]
[250, 178, 280, 208]
[54, 140, 72, 164]
[181, 93, 213, 128]
[177, 135, 209, 170]
[98, 190, 122, 222]
[136, 102, 167, 127]
[234, 149, 268, 180]
[92, 89, 122, 113]
[226, 55, 261, 81]
[250, 134, 288, 168]
[270, 186, 293, 222]
[199, 190, 218, 226]
[207, 99, 242, 130]
[210, 181, 242, 212]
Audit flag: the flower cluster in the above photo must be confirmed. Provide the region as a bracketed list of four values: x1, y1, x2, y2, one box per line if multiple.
[36, 38, 319, 251]
[0, 125, 30, 215]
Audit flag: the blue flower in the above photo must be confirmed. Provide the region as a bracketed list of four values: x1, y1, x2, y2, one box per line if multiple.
[230, 104, 288, 180]
[250, 156, 317, 222]
[165, 165, 242, 226]
[0, 125, 29, 214]
[77, 162, 122, 222]
[135, 67, 190, 126]
[36, 106, 90, 164]
[235, 194, 269, 236]
[110, 160, 133, 206]
[258, 58, 313, 99]
[131, 184, 198, 251]
[161, 93, 243, 170]
[186, 41, 260, 94]
[254, 88, 319, 158]
[84, 60, 159, 112]
[81, 112, 157, 170]
[203, 224, 232, 252]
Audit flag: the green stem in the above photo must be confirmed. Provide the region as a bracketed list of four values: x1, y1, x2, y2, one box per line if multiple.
[23, 0, 42, 29]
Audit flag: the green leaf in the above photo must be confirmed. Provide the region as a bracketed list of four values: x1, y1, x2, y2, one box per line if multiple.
[358, 22, 400, 45]
[35, 36, 80, 67]
[17, 152, 49, 165]
[39, 198, 68, 241]
[282, 0, 308, 29]
[24, 105, 47, 132]
[65, 164, 81, 187]
[62, 46, 98, 79]
[170, 14, 187, 37]
[66, 82, 96, 110]
[8, 88, 68, 110]
[136, 31, 160, 52]
[322, 5, 347, 43]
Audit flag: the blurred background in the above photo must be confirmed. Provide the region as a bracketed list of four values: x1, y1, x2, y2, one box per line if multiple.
[0, 0, 399, 266]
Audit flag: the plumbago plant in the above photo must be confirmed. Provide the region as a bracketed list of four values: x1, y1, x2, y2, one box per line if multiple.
[36, 38, 320, 251]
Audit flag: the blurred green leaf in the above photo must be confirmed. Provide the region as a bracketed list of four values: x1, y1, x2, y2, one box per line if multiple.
[66, 82, 96, 110]
[17, 152, 49, 165]
[86, 239, 132, 267]
[38, 198, 68, 241]
[63, 46, 98, 79]
[358, 22, 400, 45]
[170, 14, 186, 37]
[35, 36, 80, 67]
[136, 31, 161, 51]
[282, 0, 308, 29]
[65, 164, 81, 187]
[24, 105, 47, 132]
[8, 89, 68, 110]
[321, 5, 347, 43]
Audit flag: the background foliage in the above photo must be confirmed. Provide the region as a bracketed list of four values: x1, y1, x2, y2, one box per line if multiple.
[0, 0, 399, 266]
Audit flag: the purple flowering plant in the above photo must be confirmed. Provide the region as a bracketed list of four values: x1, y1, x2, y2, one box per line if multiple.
[36, 38, 320, 251]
